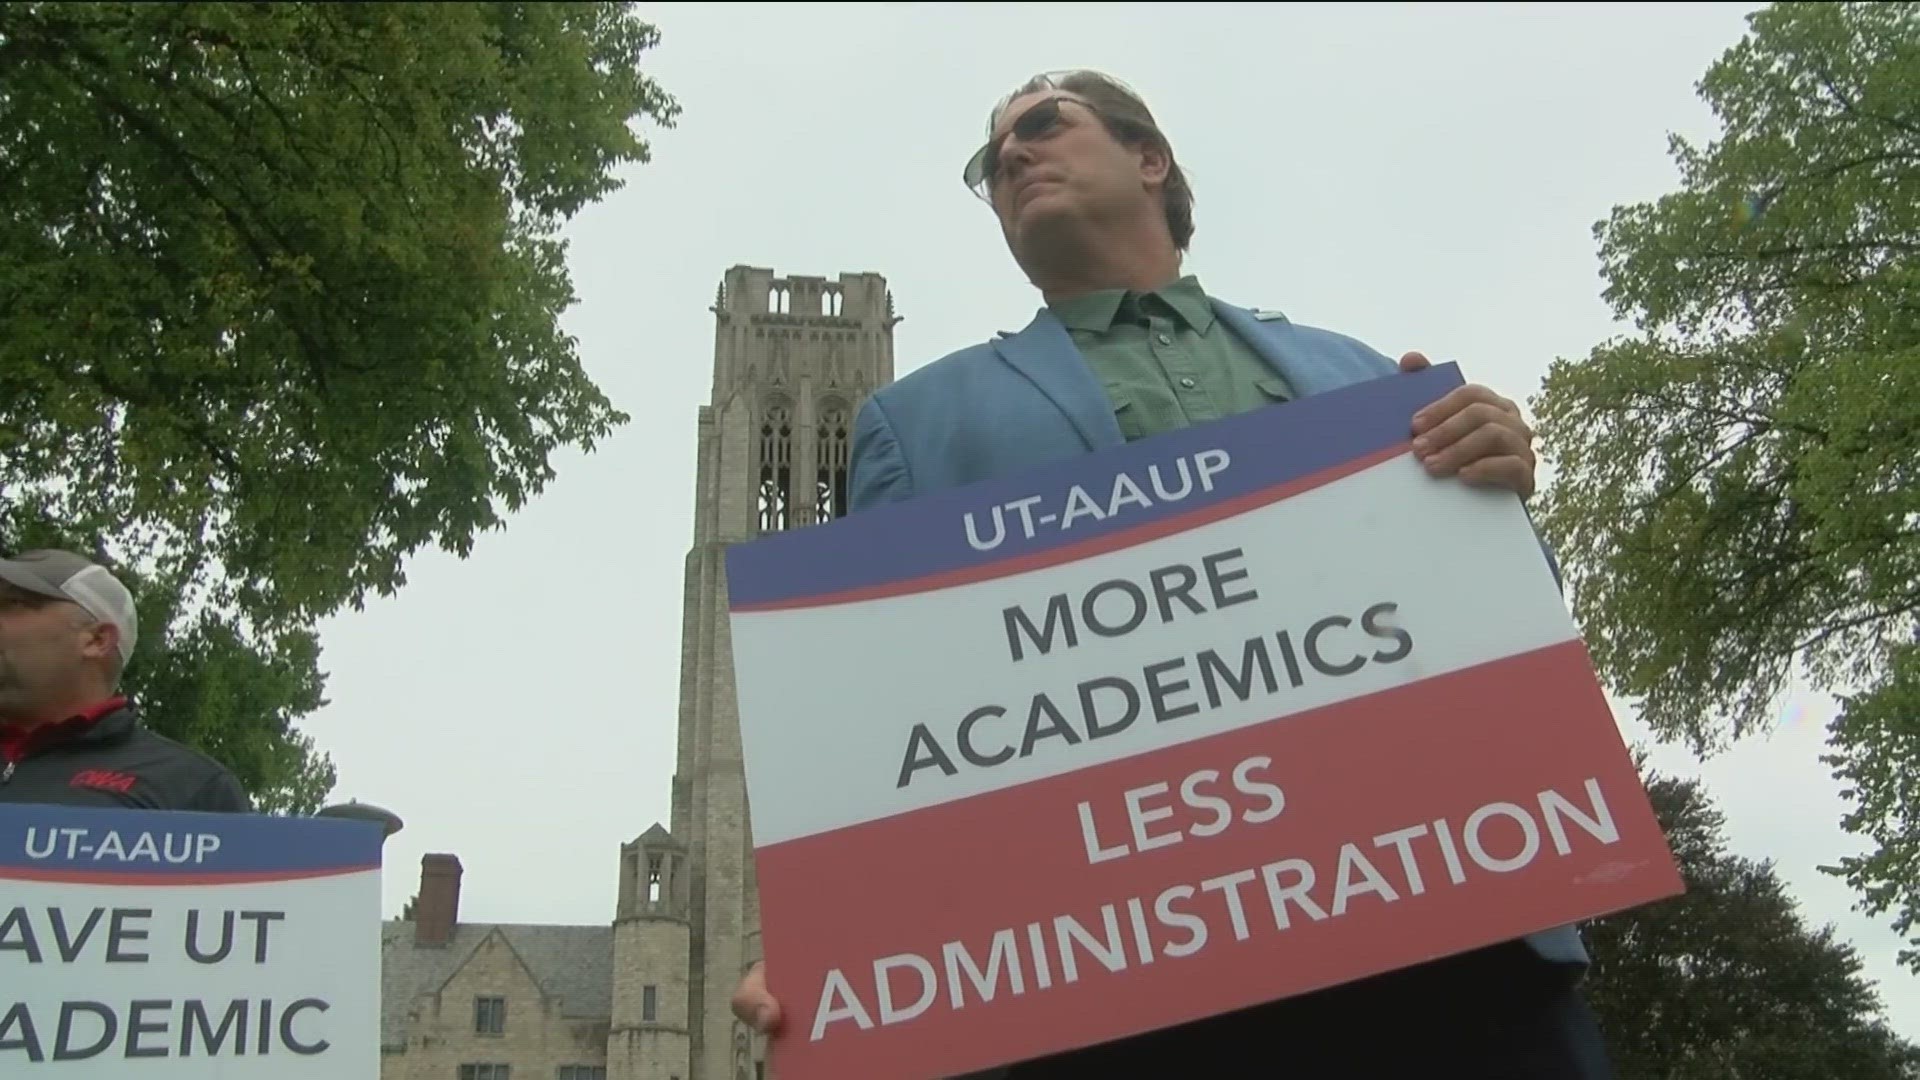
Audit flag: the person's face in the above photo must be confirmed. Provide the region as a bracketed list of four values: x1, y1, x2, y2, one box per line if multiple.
[970, 91, 1168, 263]
[0, 587, 110, 722]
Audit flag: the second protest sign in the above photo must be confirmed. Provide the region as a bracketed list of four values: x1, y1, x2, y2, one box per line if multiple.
[0, 803, 383, 1078]
[725, 363, 1682, 1079]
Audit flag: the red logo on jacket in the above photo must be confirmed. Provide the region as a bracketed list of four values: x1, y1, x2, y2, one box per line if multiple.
[71, 769, 138, 794]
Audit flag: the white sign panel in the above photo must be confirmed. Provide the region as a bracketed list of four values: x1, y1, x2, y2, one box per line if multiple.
[0, 803, 383, 1077]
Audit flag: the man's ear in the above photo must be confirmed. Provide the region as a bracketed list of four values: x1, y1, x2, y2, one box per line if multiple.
[78, 619, 119, 664]
[1137, 141, 1171, 188]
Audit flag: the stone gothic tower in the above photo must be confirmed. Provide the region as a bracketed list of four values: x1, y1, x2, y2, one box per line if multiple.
[649, 265, 899, 1080]
[609, 824, 691, 1079]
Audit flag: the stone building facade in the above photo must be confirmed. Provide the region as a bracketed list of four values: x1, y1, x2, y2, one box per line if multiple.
[379, 267, 899, 1080]
[379, 855, 617, 1080]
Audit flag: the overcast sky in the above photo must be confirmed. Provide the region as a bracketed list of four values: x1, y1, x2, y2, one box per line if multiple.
[306, 1, 1918, 1039]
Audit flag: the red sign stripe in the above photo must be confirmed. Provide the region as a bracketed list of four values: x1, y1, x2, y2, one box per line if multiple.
[757, 641, 1679, 1078]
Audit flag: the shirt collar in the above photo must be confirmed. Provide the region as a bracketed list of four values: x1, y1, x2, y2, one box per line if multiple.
[1050, 275, 1215, 335]
[0, 697, 130, 762]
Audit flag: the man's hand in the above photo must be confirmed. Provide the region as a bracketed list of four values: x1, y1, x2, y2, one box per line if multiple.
[1397, 351, 1537, 500]
[731, 961, 782, 1035]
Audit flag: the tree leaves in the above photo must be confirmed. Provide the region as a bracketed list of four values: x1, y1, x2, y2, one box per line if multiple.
[131, 610, 333, 815]
[0, 1, 678, 630]
[1530, 1, 1920, 971]
[1584, 766, 1919, 1077]
[0, 2, 678, 809]
[1827, 645, 1920, 972]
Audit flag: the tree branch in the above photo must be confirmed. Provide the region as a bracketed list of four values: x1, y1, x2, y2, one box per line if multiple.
[1817, 66, 1920, 140]
[1794, 593, 1920, 654]
[1639, 425, 1770, 510]
[53, 62, 336, 396]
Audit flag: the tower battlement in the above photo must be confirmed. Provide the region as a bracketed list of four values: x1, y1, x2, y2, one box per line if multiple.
[711, 264, 897, 326]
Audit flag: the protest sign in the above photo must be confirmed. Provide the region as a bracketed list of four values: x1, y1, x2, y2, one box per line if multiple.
[0, 803, 383, 1077]
[725, 363, 1684, 1079]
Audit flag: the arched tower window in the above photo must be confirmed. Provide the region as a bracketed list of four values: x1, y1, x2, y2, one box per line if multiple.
[758, 403, 793, 533]
[816, 403, 851, 522]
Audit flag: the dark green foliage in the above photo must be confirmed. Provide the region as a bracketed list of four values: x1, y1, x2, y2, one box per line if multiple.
[0, 2, 679, 809]
[1584, 768, 1918, 1077]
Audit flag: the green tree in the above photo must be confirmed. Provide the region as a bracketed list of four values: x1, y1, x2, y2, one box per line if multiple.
[0, 2, 679, 807]
[1529, 1, 1920, 967]
[1584, 768, 1919, 1078]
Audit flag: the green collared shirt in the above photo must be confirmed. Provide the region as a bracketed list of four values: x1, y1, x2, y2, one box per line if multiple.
[1051, 275, 1293, 441]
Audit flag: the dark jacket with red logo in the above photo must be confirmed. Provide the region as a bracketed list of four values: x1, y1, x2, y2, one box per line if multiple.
[0, 699, 251, 812]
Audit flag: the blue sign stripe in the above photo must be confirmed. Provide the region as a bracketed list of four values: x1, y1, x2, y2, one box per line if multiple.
[725, 364, 1461, 609]
[0, 803, 385, 877]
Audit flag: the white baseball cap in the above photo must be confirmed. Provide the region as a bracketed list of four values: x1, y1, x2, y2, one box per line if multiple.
[0, 549, 138, 663]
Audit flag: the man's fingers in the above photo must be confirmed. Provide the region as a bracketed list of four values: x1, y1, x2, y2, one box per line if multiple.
[1418, 422, 1533, 477]
[1410, 384, 1518, 435]
[730, 962, 782, 1034]
[1413, 401, 1532, 456]
[1458, 456, 1536, 499]
[732, 997, 781, 1034]
[1398, 350, 1432, 373]
[1403, 380, 1537, 499]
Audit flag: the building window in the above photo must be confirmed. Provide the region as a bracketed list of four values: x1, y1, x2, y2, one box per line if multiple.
[758, 404, 792, 533]
[646, 854, 663, 904]
[815, 403, 850, 522]
[459, 1066, 510, 1080]
[557, 1068, 606, 1080]
[474, 996, 505, 1036]
[641, 983, 658, 1022]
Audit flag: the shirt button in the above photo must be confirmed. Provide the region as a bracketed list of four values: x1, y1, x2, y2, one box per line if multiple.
[1179, 377, 1197, 389]
[1156, 333, 1172, 346]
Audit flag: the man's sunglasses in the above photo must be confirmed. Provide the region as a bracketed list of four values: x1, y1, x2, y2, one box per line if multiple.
[962, 96, 1094, 201]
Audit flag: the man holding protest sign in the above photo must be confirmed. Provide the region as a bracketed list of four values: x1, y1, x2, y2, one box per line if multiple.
[1, 550, 379, 1077]
[0, 548, 250, 812]
[729, 70, 1621, 1077]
